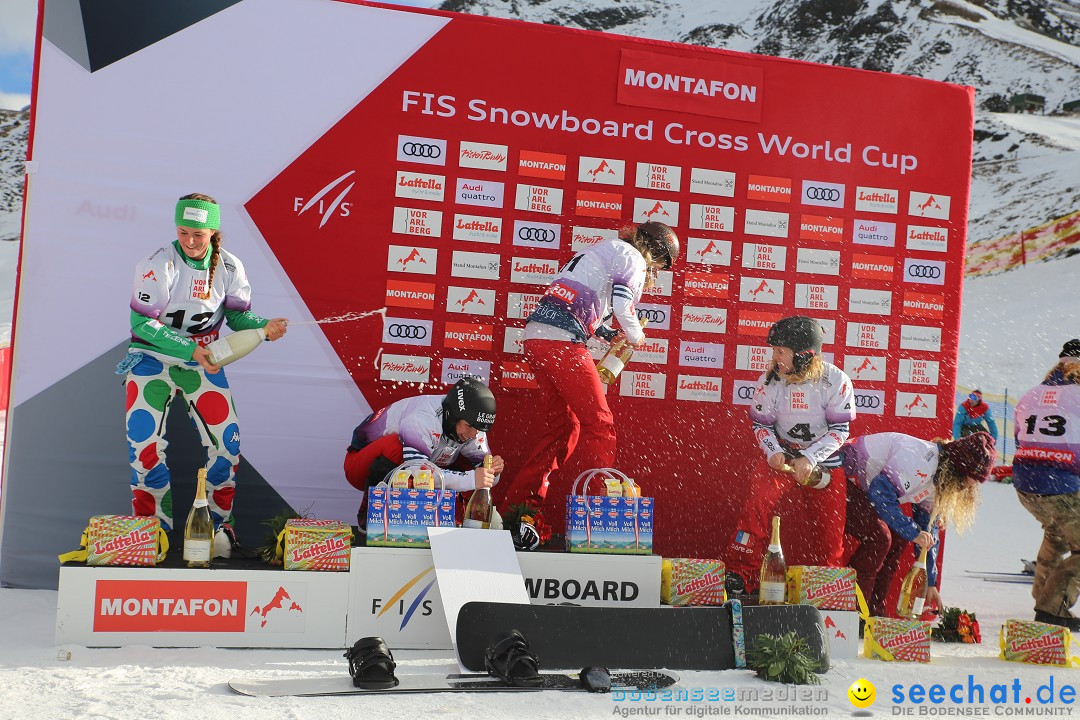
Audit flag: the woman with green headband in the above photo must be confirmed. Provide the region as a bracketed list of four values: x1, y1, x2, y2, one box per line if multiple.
[120, 192, 288, 553]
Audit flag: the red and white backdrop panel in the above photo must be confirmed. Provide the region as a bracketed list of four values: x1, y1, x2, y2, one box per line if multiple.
[4, 0, 971, 587]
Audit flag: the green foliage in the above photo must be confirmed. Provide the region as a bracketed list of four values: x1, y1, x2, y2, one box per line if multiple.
[746, 632, 822, 685]
[259, 509, 302, 565]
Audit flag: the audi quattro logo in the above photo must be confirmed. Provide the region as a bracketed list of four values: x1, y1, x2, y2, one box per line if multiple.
[908, 264, 941, 278]
[904, 258, 946, 286]
[737, 384, 755, 400]
[801, 180, 845, 208]
[397, 134, 447, 166]
[402, 143, 441, 159]
[806, 187, 840, 201]
[855, 393, 882, 408]
[388, 324, 428, 339]
[519, 227, 556, 242]
[383, 318, 433, 347]
[638, 308, 667, 323]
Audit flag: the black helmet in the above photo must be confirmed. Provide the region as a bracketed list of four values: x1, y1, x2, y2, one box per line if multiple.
[441, 377, 496, 435]
[767, 316, 824, 373]
[638, 221, 679, 270]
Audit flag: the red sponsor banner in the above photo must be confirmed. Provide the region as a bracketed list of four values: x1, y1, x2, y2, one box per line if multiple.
[576, 190, 623, 218]
[502, 361, 539, 389]
[902, 291, 945, 319]
[617, 48, 763, 122]
[519, 150, 567, 180]
[851, 254, 895, 281]
[800, 214, 845, 242]
[384, 279, 436, 309]
[444, 321, 495, 350]
[93, 580, 247, 632]
[737, 310, 782, 337]
[746, 175, 792, 203]
[683, 271, 730, 299]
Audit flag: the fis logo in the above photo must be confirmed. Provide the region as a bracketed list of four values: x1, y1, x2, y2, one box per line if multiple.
[371, 566, 437, 630]
[293, 171, 355, 229]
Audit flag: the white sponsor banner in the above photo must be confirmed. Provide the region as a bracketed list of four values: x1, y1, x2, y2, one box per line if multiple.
[441, 358, 492, 384]
[635, 162, 681, 192]
[896, 391, 937, 418]
[633, 198, 680, 226]
[643, 270, 673, 297]
[795, 283, 838, 311]
[395, 171, 445, 201]
[688, 203, 733, 231]
[903, 257, 946, 286]
[571, 226, 618, 251]
[458, 141, 508, 171]
[451, 250, 500, 280]
[814, 318, 837, 345]
[736, 345, 771, 373]
[391, 207, 442, 238]
[801, 179, 845, 208]
[382, 316, 433, 347]
[732, 379, 758, 406]
[586, 335, 607, 361]
[636, 302, 672, 330]
[855, 389, 886, 416]
[906, 224, 948, 253]
[739, 277, 784, 304]
[513, 220, 561, 250]
[676, 375, 724, 402]
[452, 214, 502, 244]
[743, 209, 789, 238]
[900, 324, 942, 352]
[632, 338, 668, 365]
[679, 341, 724, 369]
[619, 371, 666, 399]
[848, 288, 893, 315]
[397, 134, 447, 166]
[515, 184, 564, 214]
[852, 219, 896, 247]
[844, 354, 887, 383]
[380, 353, 431, 383]
[796, 248, 841, 275]
[681, 305, 728, 334]
[446, 286, 496, 316]
[689, 168, 736, 197]
[387, 244, 437, 275]
[456, 178, 504, 208]
[579, 156, 626, 185]
[908, 191, 951, 220]
[898, 358, 940, 386]
[507, 291, 543, 320]
[510, 257, 560, 285]
[854, 186, 898, 214]
[741, 242, 787, 272]
[503, 326, 525, 355]
[845, 322, 890, 350]
[688, 237, 732, 266]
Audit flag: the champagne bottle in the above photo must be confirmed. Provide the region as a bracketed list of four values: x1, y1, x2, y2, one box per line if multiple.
[206, 327, 267, 367]
[597, 318, 648, 384]
[463, 455, 494, 529]
[758, 515, 787, 605]
[183, 469, 214, 568]
[897, 544, 930, 619]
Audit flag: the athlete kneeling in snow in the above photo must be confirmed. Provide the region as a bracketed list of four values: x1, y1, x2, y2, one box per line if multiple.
[344, 377, 504, 521]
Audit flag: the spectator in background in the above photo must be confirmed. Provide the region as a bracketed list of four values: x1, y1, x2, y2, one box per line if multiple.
[1013, 339, 1080, 631]
[953, 389, 999, 443]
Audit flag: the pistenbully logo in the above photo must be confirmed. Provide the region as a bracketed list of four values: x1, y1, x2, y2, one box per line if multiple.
[294, 171, 355, 229]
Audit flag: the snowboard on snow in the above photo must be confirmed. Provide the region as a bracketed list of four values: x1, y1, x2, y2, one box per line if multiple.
[228, 669, 679, 697]
[454, 601, 828, 672]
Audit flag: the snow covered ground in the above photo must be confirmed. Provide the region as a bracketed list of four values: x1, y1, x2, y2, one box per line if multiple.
[0, 483, 1065, 719]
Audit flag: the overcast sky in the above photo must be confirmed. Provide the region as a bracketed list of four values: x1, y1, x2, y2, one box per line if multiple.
[0, 0, 443, 111]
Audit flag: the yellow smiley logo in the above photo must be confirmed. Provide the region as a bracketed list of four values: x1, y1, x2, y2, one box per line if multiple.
[848, 678, 876, 708]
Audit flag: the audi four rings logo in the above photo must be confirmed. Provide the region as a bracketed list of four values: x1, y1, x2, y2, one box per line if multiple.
[402, 143, 442, 159]
[805, 187, 841, 201]
[855, 394, 882, 408]
[388, 324, 428, 339]
[907, 264, 942, 278]
[737, 385, 755, 400]
[638, 309, 667, 323]
[518, 227, 556, 242]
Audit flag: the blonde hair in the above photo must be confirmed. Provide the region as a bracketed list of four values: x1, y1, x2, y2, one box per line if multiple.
[179, 192, 222, 300]
[1045, 360, 1080, 384]
[930, 439, 981, 533]
[766, 353, 824, 385]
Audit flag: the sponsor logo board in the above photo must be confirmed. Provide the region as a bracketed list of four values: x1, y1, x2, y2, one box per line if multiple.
[681, 305, 727, 334]
[395, 171, 445, 202]
[397, 134, 446, 166]
[458, 141, 508, 171]
[898, 358, 940, 386]
[796, 248, 840, 275]
[446, 286, 496, 316]
[387, 245, 437, 275]
[689, 168, 736, 197]
[513, 220, 561, 250]
[794, 283, 838, 311]
[619, 370, 666, 399]
[381, 354, 431, 383]
[635, 162, 681, 192]
[451, 250, 500, 280]
[391, 207, 442, 238]
[844, 355, 886, 382]
[741, 242, 787, 272]
[688, 203, 733, 231]
[743, 209, 789, 238]
[688, 237, 732, 266]
[676, 375, 723, 402]
[515, 184, 564, 214]
[801, 180, 845, 208]
[679, 341, 725, 369]
[855, 186, 898, 214]
[739, 277, 784, 304]
[579, 156, 626, 185]
[441, 358, 492, 385]
[452, 214, 502, 244]
[845, 322, 890, 350]
[848, 288, 893, 315]
[896, 392, 937, 418]
[899, 324, 942, 352]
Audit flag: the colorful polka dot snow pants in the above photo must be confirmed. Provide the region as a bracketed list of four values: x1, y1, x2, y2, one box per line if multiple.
[125, 354, 240, 531]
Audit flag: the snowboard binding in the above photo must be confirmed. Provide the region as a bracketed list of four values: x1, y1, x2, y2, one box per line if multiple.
[344, 636, 399, 689]
[578, 666, 612, 693]
[484, 629, 542, 687]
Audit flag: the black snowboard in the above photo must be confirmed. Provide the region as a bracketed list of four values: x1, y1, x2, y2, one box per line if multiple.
[455, 602, 828, 672]
[228, 669, 679, 697]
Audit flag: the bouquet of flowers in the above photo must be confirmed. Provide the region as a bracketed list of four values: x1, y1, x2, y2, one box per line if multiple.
[931, 606, 982, 643]
[501, 502, 553, 550]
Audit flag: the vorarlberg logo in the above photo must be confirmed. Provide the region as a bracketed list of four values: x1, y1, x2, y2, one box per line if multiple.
[371, 566, 437, 630]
